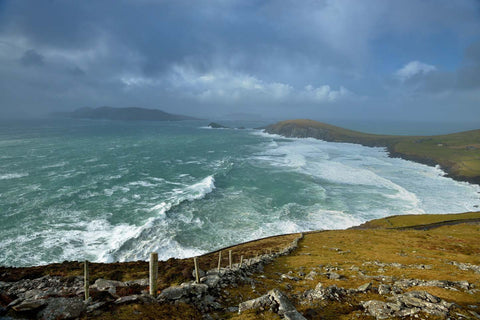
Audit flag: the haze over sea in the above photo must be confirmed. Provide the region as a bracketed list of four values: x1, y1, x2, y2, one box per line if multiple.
[1, 119, 479, 267]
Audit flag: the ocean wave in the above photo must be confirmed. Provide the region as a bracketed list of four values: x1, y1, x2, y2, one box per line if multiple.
[0, 172, 28, 180]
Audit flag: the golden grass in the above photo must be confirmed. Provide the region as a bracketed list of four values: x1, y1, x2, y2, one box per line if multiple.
[219, 222, 480, 319]
[359, 211, 480, 229]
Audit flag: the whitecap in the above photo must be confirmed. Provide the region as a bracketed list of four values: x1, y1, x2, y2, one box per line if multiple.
[0, 172, 28, 180]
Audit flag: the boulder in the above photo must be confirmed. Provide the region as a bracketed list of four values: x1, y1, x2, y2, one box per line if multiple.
[362, 291, 453, 319]
[357, 282, 372, 293]
[12, 299, 47, 312]
[238, 294, 272, 313]
[238, 289, 306, 320]
[91, 279, 126, 292]
[159, 286, 185, 300]
[37, 297, 85, 320]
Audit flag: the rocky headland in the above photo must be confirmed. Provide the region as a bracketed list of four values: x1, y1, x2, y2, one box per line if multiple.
[263, 119, 480, 185]
[51, 106, 199, 122]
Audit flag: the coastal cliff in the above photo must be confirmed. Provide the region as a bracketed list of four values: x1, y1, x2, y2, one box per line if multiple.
[264, 119, 480, 185]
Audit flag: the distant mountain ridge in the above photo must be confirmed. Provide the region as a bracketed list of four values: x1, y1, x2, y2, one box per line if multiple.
[53, 106, 199, 121]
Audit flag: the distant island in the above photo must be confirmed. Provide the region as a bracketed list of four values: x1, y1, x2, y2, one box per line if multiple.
[52, 106, 199, 121]
[265, 119, 480, 185]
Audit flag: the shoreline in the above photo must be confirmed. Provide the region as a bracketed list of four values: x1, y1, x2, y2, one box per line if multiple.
[263, 119, 480, 186]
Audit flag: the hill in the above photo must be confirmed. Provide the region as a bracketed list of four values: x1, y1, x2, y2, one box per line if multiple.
[53, 106, 199, 121]
[264, 119, 480, 184]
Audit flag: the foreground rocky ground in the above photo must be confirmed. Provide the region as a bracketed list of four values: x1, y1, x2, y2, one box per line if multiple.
[1, 212, 479, 319]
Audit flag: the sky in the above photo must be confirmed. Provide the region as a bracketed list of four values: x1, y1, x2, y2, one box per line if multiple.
[0, 0, 479, 123]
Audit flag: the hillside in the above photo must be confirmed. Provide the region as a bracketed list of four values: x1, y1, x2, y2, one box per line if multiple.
[53, 106, 199, 121]
[264, 119, 480, 184]
[1, 212, 479, 319]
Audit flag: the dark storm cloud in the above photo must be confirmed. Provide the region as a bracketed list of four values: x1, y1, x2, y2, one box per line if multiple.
[0, 0, 480, 122]
[20, 49, 44, 66]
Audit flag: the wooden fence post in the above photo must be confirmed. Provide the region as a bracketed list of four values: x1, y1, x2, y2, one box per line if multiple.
[240, 255, 243, 266]
[194, 257, 200, 283]
[229, 250, 232, 268]
[217, 251, 222, 272]
[84, 260, 89, 301]
[149, 252, 158, 296]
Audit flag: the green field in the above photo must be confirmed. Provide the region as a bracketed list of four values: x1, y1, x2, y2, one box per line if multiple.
[265, 119, 480, 183]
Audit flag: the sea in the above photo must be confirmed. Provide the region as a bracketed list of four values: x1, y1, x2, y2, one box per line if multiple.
[1, 119, 479, 267]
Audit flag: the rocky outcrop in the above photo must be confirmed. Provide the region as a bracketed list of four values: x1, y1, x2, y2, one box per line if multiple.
[362, 291, 454, 319]
[207, 122, 229, 129]
[238, 289, 307, 320]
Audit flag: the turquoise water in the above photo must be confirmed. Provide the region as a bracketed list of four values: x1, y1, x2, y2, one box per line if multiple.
[1, 119, 479, 267]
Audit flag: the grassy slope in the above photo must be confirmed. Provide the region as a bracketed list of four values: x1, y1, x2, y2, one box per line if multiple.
[218, 212, 480, 319]
[264, 119, 480, 183]
[3, 213, 479, 319]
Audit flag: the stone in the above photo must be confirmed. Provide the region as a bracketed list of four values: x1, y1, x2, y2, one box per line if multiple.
[357, 282, 372, 292]
[378, 284, 391, 295]
[305, 271, 318, 280]
[114, 295, 140, 305]
[201, 274, 220, 288]
[192, 268, 206, 279]
[327, 272, 341, 279]
[86, 301, 106, 313]
[37, 297, 85, 320]
[12, 299, 47, 312]
[91, 279, 126, 292]
[238, 294, 272, 313]
[159, 286, 185, 300]
[125, 278, 149, 287]
[38, 298, 86, 320]
[362, 300, 397, 319]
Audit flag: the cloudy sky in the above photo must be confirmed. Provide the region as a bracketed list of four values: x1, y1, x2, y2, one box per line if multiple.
[1, 0, 479, 122]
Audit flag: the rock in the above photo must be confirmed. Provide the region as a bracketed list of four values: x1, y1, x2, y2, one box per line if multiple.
[192, 268, 206, 279]
[114, 295, 141, 305]
[327, 272, 341, 280]
[0, 306, 7, 316]
[238, 289, 306, 320]
[201, 274, 220, 288]
[227, 306, 239, 313]
[207, 122, 229, 129]
[238, 294, 272, 313]
[125, 278, 149, 287]
[363, 290, 453, 319]
[159, 286, 185, 300]
[357, 282, 372, 292]
[12, 299, 47, 312]
[362, 300, 400, 319]
[37, 297, 85, 320]
[303, 283, 346, 302]
[86, 301, 106, 313]
[378, 284, 391, 295]
[91, 279, 126, 291]
[305, 271, 318, 280]
[281, 274, 299, 281]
